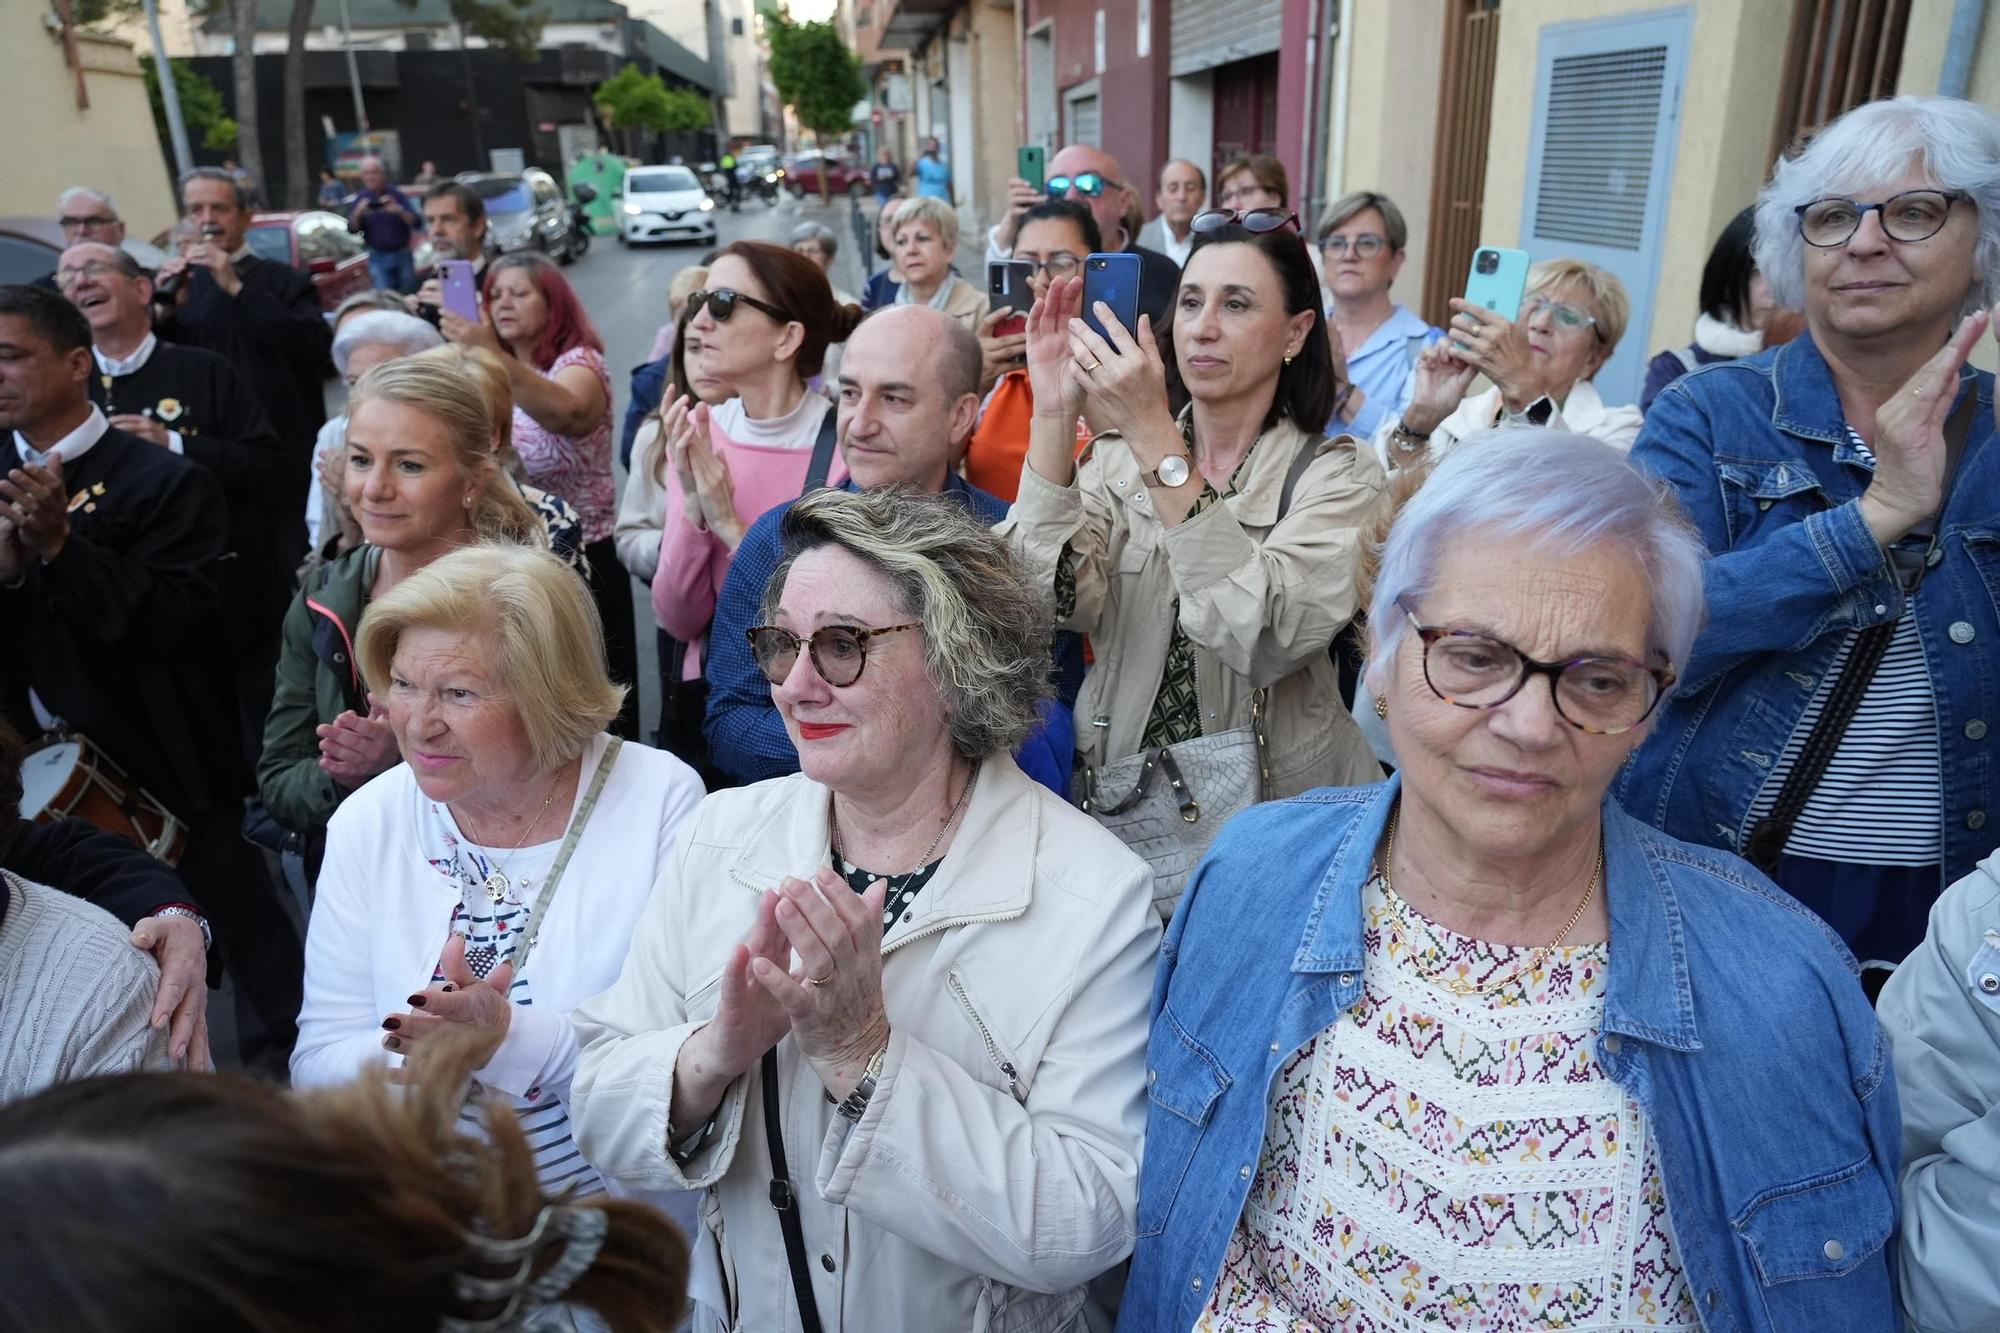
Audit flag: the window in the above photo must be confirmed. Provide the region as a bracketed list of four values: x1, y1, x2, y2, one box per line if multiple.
[245, 223, 295, 264]
[1770, 0, 1910, 161]
[0, 236, 56, 286]
[731, 16, 744, 35]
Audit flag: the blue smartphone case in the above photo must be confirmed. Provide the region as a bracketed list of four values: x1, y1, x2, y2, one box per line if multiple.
[1082, 252, 1142, 346]
[1462, 246, 1532, 324]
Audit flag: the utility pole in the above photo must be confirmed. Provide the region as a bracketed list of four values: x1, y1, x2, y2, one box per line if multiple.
[337, 0, 370, 132]
[143, 0, 194, 177]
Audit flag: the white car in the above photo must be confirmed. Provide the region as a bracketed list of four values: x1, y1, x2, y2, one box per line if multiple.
[618, 165, 717, 246]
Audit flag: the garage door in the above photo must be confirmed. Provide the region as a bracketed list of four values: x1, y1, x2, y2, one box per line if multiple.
[1171, 0, 1282, 78]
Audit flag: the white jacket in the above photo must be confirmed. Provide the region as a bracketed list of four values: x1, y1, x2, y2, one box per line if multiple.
[570, 756, 1161, 1333]
[1371, 376, 1643, 469]
[615, 418, 668, 584]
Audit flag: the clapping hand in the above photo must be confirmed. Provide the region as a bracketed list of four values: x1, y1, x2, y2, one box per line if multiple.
[0, 455, 69, 564]
[381, 933, 514, 1069]
[317, 693, 398, 788]
[751, 869, 891, 1098]
[678, 400, 744, 549]
[1863, 305, 1995, 547]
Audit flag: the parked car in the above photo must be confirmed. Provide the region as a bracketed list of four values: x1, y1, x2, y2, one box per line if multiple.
[458, 169, 587, 265]
[0, 217, 168, 286]
[787, 152, 869, 198]
[617, 165, 717, 246]
[247, 211, 375, 312]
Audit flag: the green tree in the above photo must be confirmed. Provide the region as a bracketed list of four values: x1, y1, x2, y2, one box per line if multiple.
[595, 65, 712, 155]
[766, 12, 866, 200]
[144, 55, 238, 153]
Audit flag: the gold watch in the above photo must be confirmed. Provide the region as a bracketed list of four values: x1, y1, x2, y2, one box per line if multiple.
[1142, 453, 1193, 488]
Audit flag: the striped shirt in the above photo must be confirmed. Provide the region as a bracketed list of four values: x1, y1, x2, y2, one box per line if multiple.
[1746, 430, 1942, 866]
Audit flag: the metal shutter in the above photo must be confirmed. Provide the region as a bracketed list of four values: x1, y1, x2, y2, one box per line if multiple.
[1067, 92, 1101, 148]
[1170, 0, 1282, 78]
[1520, 7, 1691, 406]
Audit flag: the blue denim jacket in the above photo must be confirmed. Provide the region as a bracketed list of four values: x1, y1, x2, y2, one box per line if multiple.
[1619, 337, 1998, 887]
[1119, 778, 1901, 1333]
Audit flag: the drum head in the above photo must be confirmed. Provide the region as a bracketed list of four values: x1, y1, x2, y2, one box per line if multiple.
[20, 741, 81, 818]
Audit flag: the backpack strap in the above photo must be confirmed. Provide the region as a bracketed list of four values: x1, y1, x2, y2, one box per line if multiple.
[801, 404, 838, 494]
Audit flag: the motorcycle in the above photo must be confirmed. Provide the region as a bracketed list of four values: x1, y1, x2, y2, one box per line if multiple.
[566, 182, 596, 261]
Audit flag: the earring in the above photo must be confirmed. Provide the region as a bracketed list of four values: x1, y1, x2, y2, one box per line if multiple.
[464, 494, 475, 509]
[1374, 695, 1388, 720]
[1283, 352, 1295, 366]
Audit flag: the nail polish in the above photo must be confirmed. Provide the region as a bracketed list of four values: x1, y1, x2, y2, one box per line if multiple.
[407, 995, 427, 1008]
[382, 1017, 401, 1031]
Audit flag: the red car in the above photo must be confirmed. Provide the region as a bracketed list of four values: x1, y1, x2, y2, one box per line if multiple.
[246, 210, 436, 312]
[786, 153, 870, 198]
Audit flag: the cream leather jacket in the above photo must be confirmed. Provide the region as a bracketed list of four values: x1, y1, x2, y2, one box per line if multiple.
[997, 416, 1388, 796]
[569, 757, 1160, 1332]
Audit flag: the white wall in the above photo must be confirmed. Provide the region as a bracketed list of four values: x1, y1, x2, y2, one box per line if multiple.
[1167, 70, 1214, 206]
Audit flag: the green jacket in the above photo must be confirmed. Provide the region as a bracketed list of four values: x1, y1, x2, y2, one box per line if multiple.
[256, 545, 377, 835]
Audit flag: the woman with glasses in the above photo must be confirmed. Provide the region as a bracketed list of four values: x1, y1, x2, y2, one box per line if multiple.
[1623, 94, 2000, 978]
[1316, 190, 1445, 437]
[1001, 206, 1388, 915]
[649, 240, 863, 761]
[574, 487, 1160, 1332]
[963, 198, 1102, 500]
[1379, 257, 1639, 467]
[889, 196, 987, 329]
[1120, 430, 1901, 1333]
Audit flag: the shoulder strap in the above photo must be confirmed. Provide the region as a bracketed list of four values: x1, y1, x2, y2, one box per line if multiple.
[503, 736, 621, 976]
[1670, 345, 1700, 376]
[1275, 435, 1321, 523]
[762, 1047, 827, 1333]
[801, 403, 838, 495]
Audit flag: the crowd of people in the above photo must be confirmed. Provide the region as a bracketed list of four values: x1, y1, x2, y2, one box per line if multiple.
[1, 91, 1998, 1333]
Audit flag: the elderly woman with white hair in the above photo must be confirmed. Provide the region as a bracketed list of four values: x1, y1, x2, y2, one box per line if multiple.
[1376, 257, 1642, 466]
[1623, 93, 2000, 976]
[573, 487, 1159, 1330]
[1119, 429, 1902, 1333]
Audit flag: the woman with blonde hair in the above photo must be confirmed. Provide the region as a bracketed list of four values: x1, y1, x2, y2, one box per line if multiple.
[890, 195, 986, 328]
[257, 351, 551, 860]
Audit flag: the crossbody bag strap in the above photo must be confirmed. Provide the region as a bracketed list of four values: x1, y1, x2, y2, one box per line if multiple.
[762, 1047, 827, 1333]
[504, 735, 621, 977]
[801, 405, 839, 494]
[1274, 434, 1320, 522]
[1745, 388, 1979, 872]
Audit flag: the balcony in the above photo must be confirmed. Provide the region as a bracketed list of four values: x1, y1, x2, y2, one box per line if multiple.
[875, 0, 954, 48]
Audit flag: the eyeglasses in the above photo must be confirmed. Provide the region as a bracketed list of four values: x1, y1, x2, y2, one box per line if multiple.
[1794, 189, 1967, 248]
[1524, 295, 1605, 342]
[746, 622, 921, 688]
[1017, 254, 1083, 278]
[1047, 173, 1110, 199]
[1399, 599, 1674, 735]
[1191, 208, 1300, 236]
[1320, 233, 1388, 258]
[58, 214, 118, 233]
[688, 288, 793, 324]
[53, 260, 123, 291]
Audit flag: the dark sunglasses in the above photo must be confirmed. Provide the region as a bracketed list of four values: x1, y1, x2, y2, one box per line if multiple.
[688, 287, 792, 324]
[1047, 173, 1109, 198]
[747, 623, 921, 688]
[1191, 207, 1300, 236]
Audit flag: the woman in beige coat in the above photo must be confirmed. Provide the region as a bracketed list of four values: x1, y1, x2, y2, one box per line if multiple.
[571, 488, 1159, 1332]
[999, 210, 1387, 805]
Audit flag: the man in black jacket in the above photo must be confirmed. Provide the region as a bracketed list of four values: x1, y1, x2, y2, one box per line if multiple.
[0, 284, 300, 1068]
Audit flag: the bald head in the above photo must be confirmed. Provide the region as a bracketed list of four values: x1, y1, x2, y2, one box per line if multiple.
[837, 306, 983, 492]
[852, 305, 980, 401]
[1049, 145, 1132, 250]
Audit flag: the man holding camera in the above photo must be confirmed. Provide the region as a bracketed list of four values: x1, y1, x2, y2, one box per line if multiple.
[346, 157, 423, 294]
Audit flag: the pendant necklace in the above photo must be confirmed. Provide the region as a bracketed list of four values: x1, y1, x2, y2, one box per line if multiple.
[468, 782, 562, 904]
[831, 759, 981, 904]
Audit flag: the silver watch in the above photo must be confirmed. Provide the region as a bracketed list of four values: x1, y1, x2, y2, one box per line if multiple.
[153, 905, 211, 950]
[835, 1042, 890, 1121]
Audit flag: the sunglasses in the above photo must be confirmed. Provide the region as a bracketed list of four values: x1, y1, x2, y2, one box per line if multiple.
[1047, 173, 1110, 198]
[1191, 207, 1301, 236]
[747, 622, 921, 688]
[688, 288, 792, 324]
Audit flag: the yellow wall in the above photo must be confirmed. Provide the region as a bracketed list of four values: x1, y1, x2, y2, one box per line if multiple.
[1478, 0, 1792, 361]
[1899, 0, 2000, 99]
[1334, 0, 1448, 311]
[0, 12, 177, 239]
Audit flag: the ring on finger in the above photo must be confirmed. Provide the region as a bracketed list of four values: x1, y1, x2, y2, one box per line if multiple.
[1079, 358, 1102, 373]
[804, 973, 832, 988]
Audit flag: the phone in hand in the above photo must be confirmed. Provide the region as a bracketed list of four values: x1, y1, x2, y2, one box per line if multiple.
[987, 260, 1033, 338]
[1461, 246, 1532, 329]
[1081, 252, 1142, 348]
[1017, 145, 1046, 195]
[440, 260, 480, 322]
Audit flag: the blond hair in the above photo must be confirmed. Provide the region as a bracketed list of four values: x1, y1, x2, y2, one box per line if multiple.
[668, 265, 708, 321]
[1527, 258, 1631, 353]
[358, 544, 626, 773]
[349, 349, 546, 547]
[891, 196, 959, 251]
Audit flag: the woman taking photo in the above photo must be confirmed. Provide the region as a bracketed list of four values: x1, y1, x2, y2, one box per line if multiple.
[574, 488, 1158, 1331]
[1625, 93, 2000, 973]
[999, 207, 1387, 916]
[442, 252, 637, 738]
[1121, 432, 1900, 1333]
[888, 196, 986, 328]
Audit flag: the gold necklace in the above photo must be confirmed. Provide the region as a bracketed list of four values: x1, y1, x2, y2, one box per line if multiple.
[830, 760, 980, 899]
[1377, 800, 1602, 998]
[465, 781, 562, 904]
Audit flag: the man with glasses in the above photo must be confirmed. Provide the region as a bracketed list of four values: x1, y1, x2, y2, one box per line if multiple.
[58, 242, 296, 750]
[986, 144, 1179, 328]
[55, 188, 126, 250]
[1137, 159, 1206, 268]
[702, 305, 1078, 795]
[1316, 191, 1443, 438]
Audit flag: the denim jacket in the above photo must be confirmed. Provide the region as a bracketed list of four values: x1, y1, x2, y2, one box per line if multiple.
[1119, 778, 1901, 1333]
[1619, 336, 1998, 887]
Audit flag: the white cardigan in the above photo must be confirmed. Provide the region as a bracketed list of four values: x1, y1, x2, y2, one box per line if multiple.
[293, 732, 705, 1099]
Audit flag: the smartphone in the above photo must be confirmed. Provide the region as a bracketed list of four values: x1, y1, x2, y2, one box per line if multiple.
[440, 260, 480, 322]
[1017, 145, 1046, 195]
[987, 259, 1033, 337]
[1461, 245, 1532, 327]
[1081, 252, 1142, 347]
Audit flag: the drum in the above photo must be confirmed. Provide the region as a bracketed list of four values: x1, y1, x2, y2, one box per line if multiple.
[18, 737, 187, 865]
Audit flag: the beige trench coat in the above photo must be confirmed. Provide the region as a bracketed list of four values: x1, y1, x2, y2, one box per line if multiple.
[997, 416, 1388, 797]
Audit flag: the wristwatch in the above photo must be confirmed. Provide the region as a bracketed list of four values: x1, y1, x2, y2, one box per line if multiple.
[152, 904, 211, 951]
[835, 1041, 890, 1122]
[1141, 453, 1193, 489]
[1388, 421, 1431, 455]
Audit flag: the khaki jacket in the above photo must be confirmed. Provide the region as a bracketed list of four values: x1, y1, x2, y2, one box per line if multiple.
[569, 757, 1160, 1332]
[997, 417, 1388, 796]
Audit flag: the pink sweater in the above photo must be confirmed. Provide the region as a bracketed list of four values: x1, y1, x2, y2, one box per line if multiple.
[652, 395, 845, 677]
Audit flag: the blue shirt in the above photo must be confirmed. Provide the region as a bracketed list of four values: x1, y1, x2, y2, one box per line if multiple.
[1120, 776, 1901, 1333]
[702, 476, 1080, 795]
[1323, 303, 1442, 438]
[914, 154, 952, 200]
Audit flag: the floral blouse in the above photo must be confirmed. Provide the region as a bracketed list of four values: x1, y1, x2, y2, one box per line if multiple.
[512, 345, 616, 544]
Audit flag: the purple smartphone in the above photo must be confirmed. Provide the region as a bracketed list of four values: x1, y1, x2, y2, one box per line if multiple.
[440, 260, 480, 322]
[1082, 251, 1142, 348]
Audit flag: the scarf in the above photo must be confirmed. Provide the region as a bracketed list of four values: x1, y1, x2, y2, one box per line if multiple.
[896, 275, 958, 312]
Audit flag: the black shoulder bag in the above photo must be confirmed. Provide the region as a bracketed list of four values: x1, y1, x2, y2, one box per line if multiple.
[802, 406, 839, 493]
[762, 1047, 826, 1333]
[1745, 388, 1978, 872]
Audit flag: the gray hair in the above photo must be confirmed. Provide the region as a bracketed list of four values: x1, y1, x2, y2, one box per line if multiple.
[332, 309, 445, 375]
[1316, 190, 1409, 252]
[791, 221, 839, 259]
[57, 187, 117, 217]
[1756, 94, 2000, 314]
[1364, 428, 1707, 692]
[759, 487, 1053, 761]
[178, 166, 248, 212]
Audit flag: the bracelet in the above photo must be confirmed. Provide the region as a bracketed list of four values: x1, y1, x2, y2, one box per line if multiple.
[667, 1112, 718, 1166]
[1389, 420, 1432, 453]
[152, 904, 211, 951]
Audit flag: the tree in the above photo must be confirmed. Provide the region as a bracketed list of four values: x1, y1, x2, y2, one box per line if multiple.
[230, 0, 265, 203]
[765, 12, 866, 201]
[594, 64, 711, 156]
[145, 56, 238, 152]
[282, 0, 317, 208]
